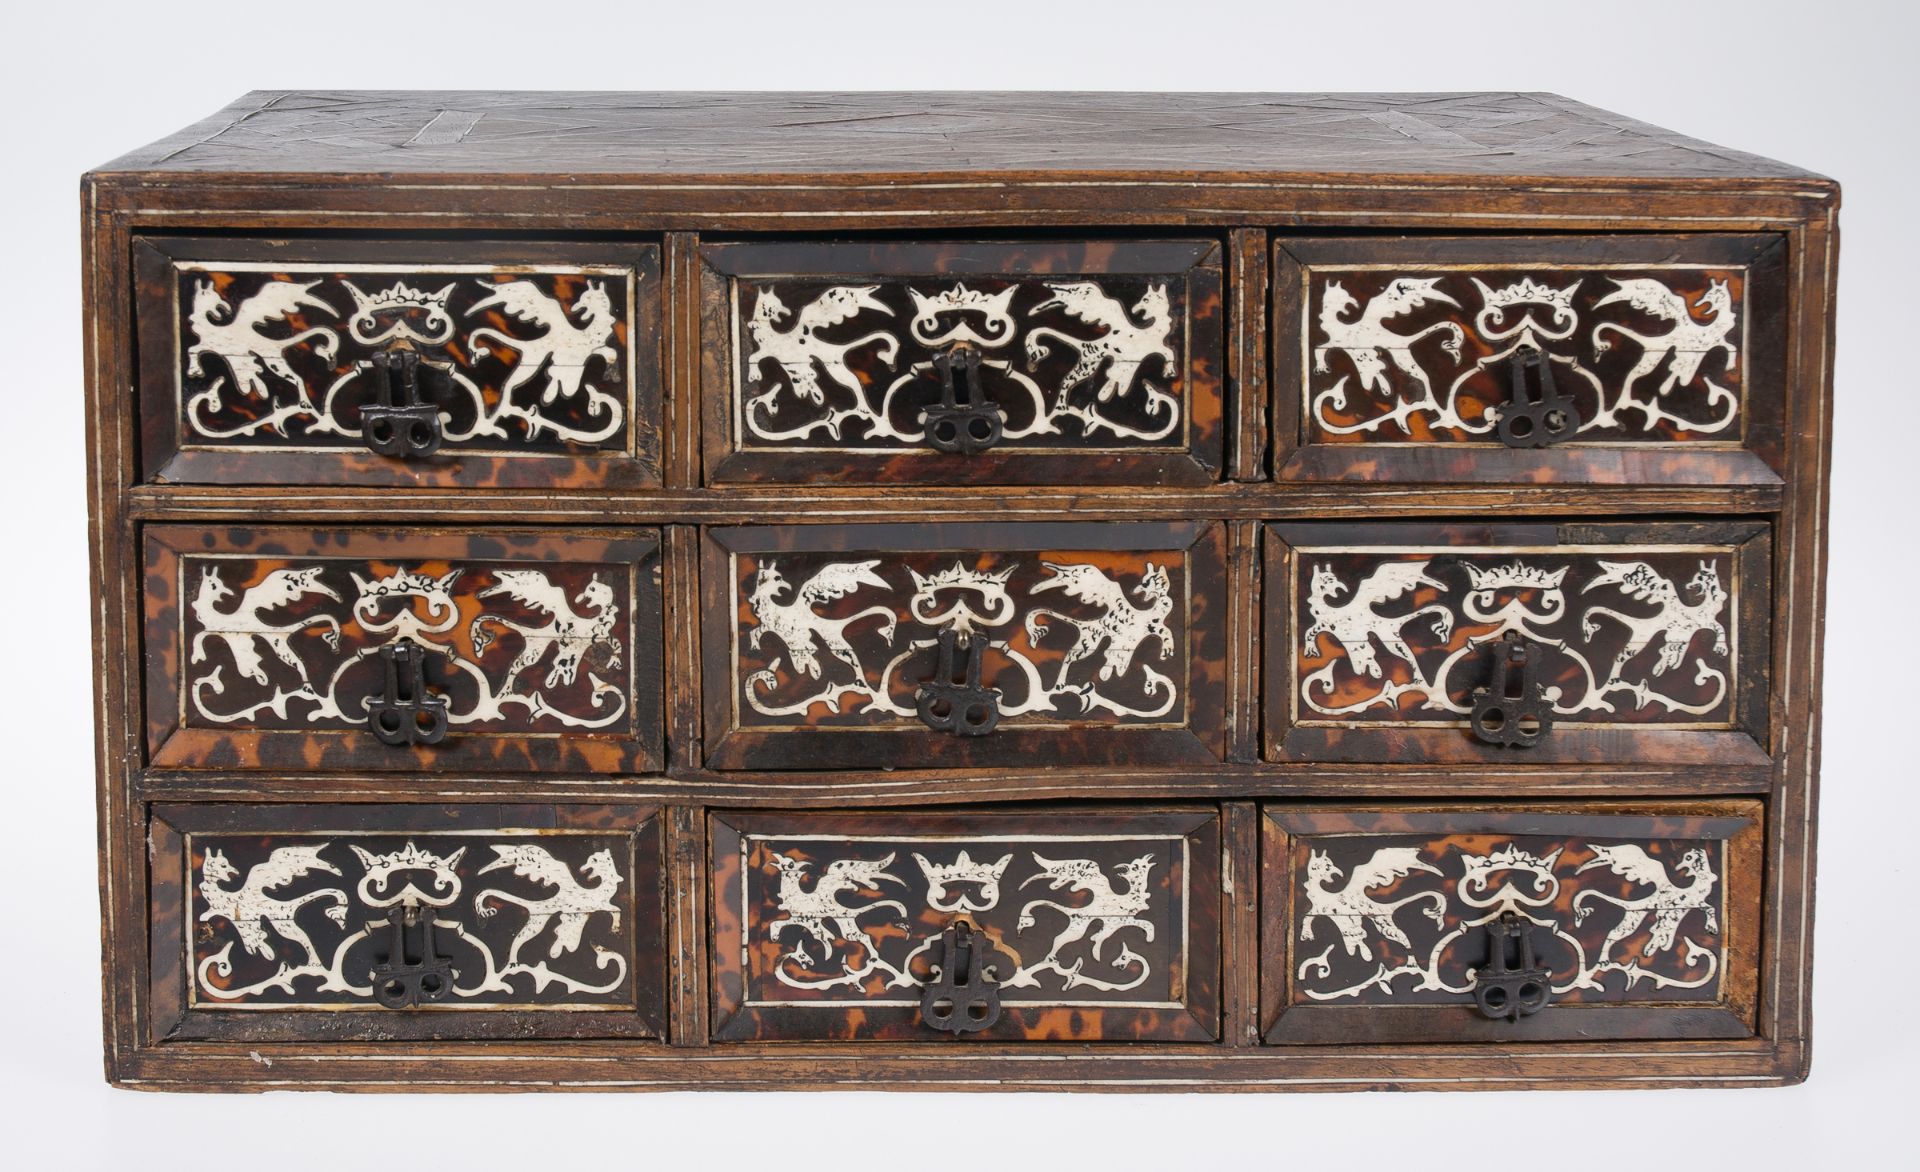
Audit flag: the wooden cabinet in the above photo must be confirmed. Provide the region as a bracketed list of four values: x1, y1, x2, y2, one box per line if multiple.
[85, 91, 1835, 1092]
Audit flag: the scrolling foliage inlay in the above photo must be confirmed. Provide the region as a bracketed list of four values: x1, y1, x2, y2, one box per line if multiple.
[177, 265, 634, 451]
[181, 553, 637, 736]
[189, 831, 637, 1008]
[735, 273, 1194, 450]
[1289, 831, 1726, 1006]
[1294, 547, 1738, 726]
[1305, 267, 1746, 443]
[732, 549, 1192, 729]
[739, 832, 1188, 1008]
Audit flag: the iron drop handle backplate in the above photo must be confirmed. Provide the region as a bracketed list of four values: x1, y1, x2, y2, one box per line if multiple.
[921, 348, 1005, 455]
[370, 902, 455, 1009]
[362, 348, 449, 458]
[1472, 911, 1553, 1021]
[919, 919, 1016, 1035]
[1469, 633, 1553, 748]
[367, 639, 449, 747]
[1493, 346, 1581, 448]
[915, 628, 1001, 736]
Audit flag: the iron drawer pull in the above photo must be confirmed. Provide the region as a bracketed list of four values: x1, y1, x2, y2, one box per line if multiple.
[361, 348, 448, 458]
[366, 639, 449, 747]
[370, 901, 455, 1009]
[1471, 911, 1553, 1021]
[919, 919, 1014, 1035]
[915, 627, 1001, 736]
[921, 347, 1004, 455]
[1469, 633, 1553, 748]
[1493, 345, 1582, 449]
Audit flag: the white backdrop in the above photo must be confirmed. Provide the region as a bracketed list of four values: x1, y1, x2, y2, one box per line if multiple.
[4, 2, 1913, 1165]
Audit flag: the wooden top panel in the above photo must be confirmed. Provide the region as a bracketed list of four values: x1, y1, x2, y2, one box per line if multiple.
[94, 90, 1821, 183]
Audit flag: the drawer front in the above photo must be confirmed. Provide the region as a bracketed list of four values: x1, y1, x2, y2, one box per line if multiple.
[135, 237, 661, 487]
[702, 522, 1228, 769]
[711, 809, 1219, 1042]
[148, 803, 664, 1042]
[1261, 802, 1762, 1044]
[700, 239, 1224, 484]
[143, 527, 662, 772]
[1274, 235, 1786, 484]
[1265, 522, 1770, 764]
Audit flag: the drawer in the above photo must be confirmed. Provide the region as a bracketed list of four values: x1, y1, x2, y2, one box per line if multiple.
[134, 237, 661, 488]
[142, 526, 662, 772]
[702, 521, 1228, 769]
[710, 808, 1219, 1042]
[1261, 802, 1762, 1043]
[1274, 235, 1786, 484]
[148, 803, 665, 1042]
[699, 239, 1223, 485]
[1264, 521, 1770, 764]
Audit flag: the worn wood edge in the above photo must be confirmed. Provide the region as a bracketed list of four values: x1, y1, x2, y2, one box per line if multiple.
[1222, 803, 1261, 1047]
[128, 764, 1778, 805]
[84, 163, 1841, 197]
[663, 233, 702, 490]
[98, 1038, 1803, 1093]
[1227, 228, 1268, 481]
[123, 484, 1788, 522]
[1754, 206, 1837, 1061]
[663, 806, 708, 1045]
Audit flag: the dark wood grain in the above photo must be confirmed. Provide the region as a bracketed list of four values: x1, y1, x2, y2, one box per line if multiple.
[97, 92, 1822, 181]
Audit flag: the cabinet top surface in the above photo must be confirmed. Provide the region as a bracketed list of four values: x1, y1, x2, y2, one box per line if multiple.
[94, 90, 1821, 183]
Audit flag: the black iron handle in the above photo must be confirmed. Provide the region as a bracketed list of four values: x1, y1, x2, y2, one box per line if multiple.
[1471, 911, 1553, 1021]
[370, 902, 455, 1009]
[366, 639, 449, 747]
[1493, 346, 1581, 449]
[914, 628, 1000, 736]
[1469, 633, 1553, 748]
[362, 349, 448, 458]
[919, 919, 1014, 1035]
[921, 348, 1004, 455]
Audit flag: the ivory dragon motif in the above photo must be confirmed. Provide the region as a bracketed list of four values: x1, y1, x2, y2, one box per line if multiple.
[191, 834, 634, 1007]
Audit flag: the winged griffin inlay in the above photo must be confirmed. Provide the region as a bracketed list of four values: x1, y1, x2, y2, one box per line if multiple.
[738, 275, 1183, 447]
[183, 558, 630, 733]
[179, 268, 631, 448]
[1293, 836, 1724, 1004]
[1296, 550, 1736, 723]
[753, 843, 1170, 999]
[738, 552, 1184, 725]
[194, 837, 631, 1005]
[1308, 268, 1744, 441]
